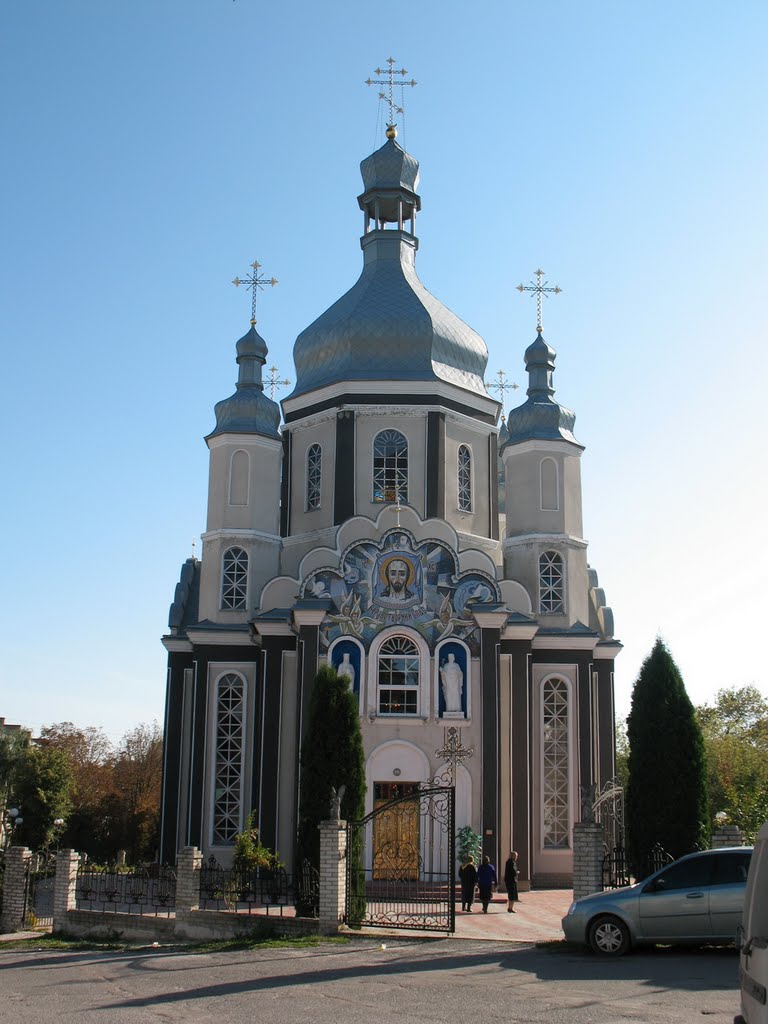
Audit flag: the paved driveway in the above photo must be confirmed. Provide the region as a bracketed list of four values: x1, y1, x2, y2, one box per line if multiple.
[0, 935, 741, 1023]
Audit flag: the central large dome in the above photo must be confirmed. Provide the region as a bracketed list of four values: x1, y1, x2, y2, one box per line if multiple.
[288, 138, 490, 401]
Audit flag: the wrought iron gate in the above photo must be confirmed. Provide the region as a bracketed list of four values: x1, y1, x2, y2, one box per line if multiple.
[593, 779, 630, 889]
[345, 783, 455, 932]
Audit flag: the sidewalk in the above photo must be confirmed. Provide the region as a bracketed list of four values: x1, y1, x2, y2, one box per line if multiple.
[354, 889, 571, 944]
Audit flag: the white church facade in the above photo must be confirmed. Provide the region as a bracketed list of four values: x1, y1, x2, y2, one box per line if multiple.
[159, 127, 620, 888]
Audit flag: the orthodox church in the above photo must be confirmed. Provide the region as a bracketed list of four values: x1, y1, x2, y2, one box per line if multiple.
[159, 124, 620, 887]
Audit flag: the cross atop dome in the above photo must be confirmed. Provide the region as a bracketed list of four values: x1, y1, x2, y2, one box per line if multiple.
[365, 56, 416, 136]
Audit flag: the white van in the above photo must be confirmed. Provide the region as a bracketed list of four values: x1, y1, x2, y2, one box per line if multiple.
[736, 821, 768, 1024]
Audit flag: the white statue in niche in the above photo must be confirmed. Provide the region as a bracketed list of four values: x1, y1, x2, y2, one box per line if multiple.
[336, 653, 355, 688]
[439, 653, 464, 714]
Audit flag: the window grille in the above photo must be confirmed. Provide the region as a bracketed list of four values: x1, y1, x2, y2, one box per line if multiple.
[221, 547, 248, 610]
[542, 677, 569, 848]
[212, 673, 245, 845]
[373, 430, 408, 503]
[378, 635, 419, 715]
[306, 444, 322, 510]
[458, 445, 472, 512]
[539, 550, 564, 613]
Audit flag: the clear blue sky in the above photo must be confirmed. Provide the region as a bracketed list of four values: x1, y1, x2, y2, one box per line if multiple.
[1, 1, 766, 743]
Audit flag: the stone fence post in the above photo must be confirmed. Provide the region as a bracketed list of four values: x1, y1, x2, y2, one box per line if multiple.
[53, 848, 80, 932]
[711, 824, 744, 848]
[175, 846, 202, 913]
[1, 846, 32, 933]
[572, 822, 604, 900]
[319, 818, 347, 934]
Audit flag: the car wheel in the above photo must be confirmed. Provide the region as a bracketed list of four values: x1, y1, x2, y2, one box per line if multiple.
[588, 915, 630, 956]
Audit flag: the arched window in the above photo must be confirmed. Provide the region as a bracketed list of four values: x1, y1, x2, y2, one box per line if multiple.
[306, 443, 322, 510]
[212, 672, 245, 845]
[539, 550, 564, 613]
[373, 429, 408, 503]
[378, 635, 419, 715]
[457, 444, 472, 512]
[542, 677, 570, 848]
[540, 457, 558, 511]
[221, 547, 248, 610]
[228, 449, 249, 506]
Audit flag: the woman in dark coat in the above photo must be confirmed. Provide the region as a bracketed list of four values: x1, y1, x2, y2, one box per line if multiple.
[459, 856, 478, 912]
[504, 850, 519, 913]
[477, 855, 497, 913]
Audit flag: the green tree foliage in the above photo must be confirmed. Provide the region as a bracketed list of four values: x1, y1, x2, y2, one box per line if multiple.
[0, 729, 29, 809]
[11, 745, 74, 852]
[295, 665, 365, 913]
[626, 638, 708, 877]
[696, 685, 768, 842]
[17, 721, 162, 862]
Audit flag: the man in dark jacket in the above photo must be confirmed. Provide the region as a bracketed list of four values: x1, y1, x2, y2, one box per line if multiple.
[459, 856, 478, 912]
[477, 855, 497, 913]
[504, 850, 519, 913]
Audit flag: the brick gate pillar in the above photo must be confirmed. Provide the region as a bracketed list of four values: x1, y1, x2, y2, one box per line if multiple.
[1, 846, 32, 933]
[572, 822, 604, 900]
[319, 818, 347, 934]
[52, 848, 80, 932]
[175, 846, 202, 913]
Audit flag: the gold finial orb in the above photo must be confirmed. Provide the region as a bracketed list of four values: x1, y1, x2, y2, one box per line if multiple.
[386, 124, 397, 139]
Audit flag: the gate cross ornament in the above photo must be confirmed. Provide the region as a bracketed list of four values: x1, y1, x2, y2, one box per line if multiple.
[434, 726, 473, 784]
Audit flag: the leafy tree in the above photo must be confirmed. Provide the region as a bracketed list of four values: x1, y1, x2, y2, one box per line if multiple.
[109, 722, 163, 861]
[40, 722, 115, 856]
[11, 744, 73, 852]
[0, 729, 29, 809]
[295, 665, 366, 914]
[626, 638, 708, 878]
[697, 685, 768, 841]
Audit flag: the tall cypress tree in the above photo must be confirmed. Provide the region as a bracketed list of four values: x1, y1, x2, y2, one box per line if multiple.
[295, 665, 366, 912]
[626, 638, 708, 878]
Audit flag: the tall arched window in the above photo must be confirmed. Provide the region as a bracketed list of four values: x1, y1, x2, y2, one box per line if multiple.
[221, 547, 248, 609]
[373, 429, 408, 503]
[542, 677, 570, 848]
[539, 550, 564, 613]
[378, 635, 419, 715]
[540, 457, 558, 511]
[457, 444, 472, 512]
[228, 449, 249, 506]
[306, 443, 322, 510]
[212, 672, 245, 845]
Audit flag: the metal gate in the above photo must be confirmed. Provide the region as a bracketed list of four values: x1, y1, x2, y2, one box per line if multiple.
[24, 856, 56, 929]
[593, 779, 630, 889]
[345, 783, 455, 932]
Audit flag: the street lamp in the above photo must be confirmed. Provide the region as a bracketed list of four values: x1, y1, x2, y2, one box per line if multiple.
[3, 806, 23, 848]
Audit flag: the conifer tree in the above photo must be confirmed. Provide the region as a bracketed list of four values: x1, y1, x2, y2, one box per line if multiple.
[626, 638, 708, 878]
[295, 664, 365, 913]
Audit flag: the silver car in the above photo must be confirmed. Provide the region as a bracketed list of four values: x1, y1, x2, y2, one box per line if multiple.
[562, 846, 752, 955]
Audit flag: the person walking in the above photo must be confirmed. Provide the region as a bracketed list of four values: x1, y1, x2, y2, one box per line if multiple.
[477, 855, 497, 913]
[504, 850, 519, 913]
[459, 856, 478, 912]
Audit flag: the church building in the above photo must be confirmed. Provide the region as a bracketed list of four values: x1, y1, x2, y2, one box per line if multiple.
[159, 123, 620, 888]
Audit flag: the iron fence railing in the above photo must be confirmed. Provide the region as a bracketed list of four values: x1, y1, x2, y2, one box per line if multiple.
[199, 857, 318, 917]
[75, 863, 176, 916]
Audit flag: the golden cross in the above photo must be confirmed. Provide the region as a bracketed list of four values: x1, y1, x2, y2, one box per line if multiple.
[516, 268, 562, 333]
[232, 259, 278, 325]
[365, 56, 416, 130]
[265, 365, 291, 400]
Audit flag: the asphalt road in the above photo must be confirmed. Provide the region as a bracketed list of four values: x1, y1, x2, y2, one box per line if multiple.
[0, 938, 742, 1024]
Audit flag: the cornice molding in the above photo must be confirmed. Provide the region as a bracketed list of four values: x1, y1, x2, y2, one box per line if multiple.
[161, 637, 194, 653]
[531, 635, 598, 651]
[503, 533, 588, 550]
[593, 642, 623, 660]
[186, 629, 258, 647]
[501, 437, 584, 458]
[206, 433, 283, 453]
[201, 528, 282, 545]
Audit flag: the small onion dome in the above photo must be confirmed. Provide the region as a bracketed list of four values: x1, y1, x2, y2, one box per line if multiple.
[504, 332, 581, 447]
[360, 137, 420, 193]
[207, 324, 281, 440]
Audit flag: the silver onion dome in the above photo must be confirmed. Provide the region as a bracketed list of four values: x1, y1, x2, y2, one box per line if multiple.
[288, 136, 490, 400]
